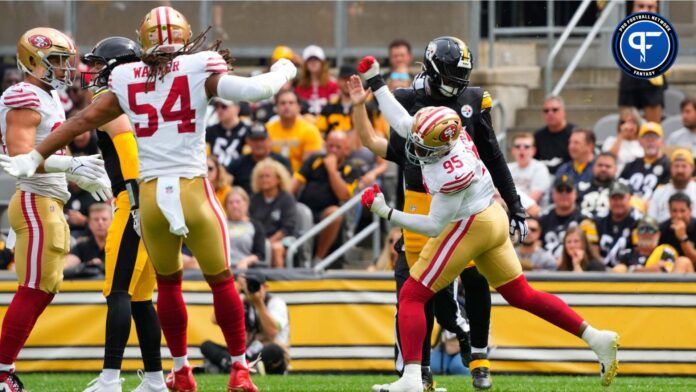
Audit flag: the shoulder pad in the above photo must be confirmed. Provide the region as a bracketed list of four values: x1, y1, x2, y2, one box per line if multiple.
[201, 51, 228, 74]
[2, 85, 40, 109]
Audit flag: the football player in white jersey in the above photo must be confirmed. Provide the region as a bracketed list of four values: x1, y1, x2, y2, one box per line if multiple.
[0, 27, 111, 392]
[0, 7, 295, 392]
[350, 57, 620, 391]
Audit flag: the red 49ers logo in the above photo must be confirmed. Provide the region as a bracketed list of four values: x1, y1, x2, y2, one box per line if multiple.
[439, 124, 458, 142]
[29, 35, 52, 49]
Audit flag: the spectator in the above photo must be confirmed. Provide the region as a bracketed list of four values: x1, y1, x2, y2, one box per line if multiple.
[515, 217, 557, 271]
[201, 271, 289, 375]
[295, 45, 339, 115]
[666, 96, 696, 155]
[507, 132, 551, 204]
[539, 175, 596, 256]
[576, 152, 617, 217]
[620, 121, 670, 200]
[266, 89, 324, 172]
[64, 183, 98, 237]
[316, 66, 357, 134]
[387, 71, 411, 91]
[592, 182, 642, 266]
[368, 228, 402, 272]
[207, 156, 232, 208]
[291, 131, 362, 260]
[68, 130, 99, 157]
[64, 203, 112, 275]
[1, 69, 22, 93]
[556, 128, 596, 185]
[430, 330, 468, 376]
[227, 124, 292, 194]
[648, 149, 696, 222]
[557, 227, 605, 272]
[614, 216, 693, 273]
[0, 235, 14, 271]
[249, 158, 297, 268]
[659, 192, 696, 265]
[206, 98, 252, 167]
[603, 107, 644, 172]
[534, 96, 576, 174]
[225, 187, 266, 269]
[386, 39, 413, 75]
[618, 0, 665, 123]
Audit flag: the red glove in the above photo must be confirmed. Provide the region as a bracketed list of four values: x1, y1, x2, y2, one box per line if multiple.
[361, 183, 381, 209]
[358, 56, 380, 80]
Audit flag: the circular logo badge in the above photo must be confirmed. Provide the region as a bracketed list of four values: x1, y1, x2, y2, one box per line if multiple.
[460, 104, 473, 118]
[28, 34, 52, 49]
[611, 12, 678, 79]
[439, 124, 458, 142]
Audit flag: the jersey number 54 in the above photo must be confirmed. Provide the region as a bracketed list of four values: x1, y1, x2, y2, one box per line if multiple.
[127, 75, 196, 137]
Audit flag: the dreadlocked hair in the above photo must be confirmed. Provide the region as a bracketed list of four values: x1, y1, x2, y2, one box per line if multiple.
[141, 26, 234, 88]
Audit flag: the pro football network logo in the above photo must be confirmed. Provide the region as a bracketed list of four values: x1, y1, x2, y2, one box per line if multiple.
[611, 12, 678, 79]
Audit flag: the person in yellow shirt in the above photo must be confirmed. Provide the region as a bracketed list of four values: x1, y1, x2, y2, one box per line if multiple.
[266, 90, 323, 172]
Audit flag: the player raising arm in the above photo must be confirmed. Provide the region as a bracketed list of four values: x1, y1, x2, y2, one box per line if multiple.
[350, 75, 619, 392]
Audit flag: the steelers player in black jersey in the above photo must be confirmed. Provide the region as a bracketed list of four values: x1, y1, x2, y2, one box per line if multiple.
[80, 37, 165, 391]
[355, 36, 528, 391]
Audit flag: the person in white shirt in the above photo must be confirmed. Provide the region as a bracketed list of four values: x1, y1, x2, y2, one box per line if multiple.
[648, 148, 696, 223]
[507, 132, 551, 204]
[666, 96, 696, 155]
[602, 107, 644, 173]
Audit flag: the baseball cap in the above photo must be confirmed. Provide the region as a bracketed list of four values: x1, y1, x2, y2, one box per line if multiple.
[271, 45, 295, 62]
[639, 122, 663, 138]
[608, 181, 631, 197]
[338, 65, 356, 79]
[211, 97, 234, 107]
[671, 148, 695, 166]
[302, 45, 325, 61]
[553, 175, 575, 191]
[637, 216, 659, 234]
[247, 123, 269, 140]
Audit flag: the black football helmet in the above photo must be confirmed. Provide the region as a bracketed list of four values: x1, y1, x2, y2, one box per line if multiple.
[422, 36, 473, 97]
[80, 36, 141, 89]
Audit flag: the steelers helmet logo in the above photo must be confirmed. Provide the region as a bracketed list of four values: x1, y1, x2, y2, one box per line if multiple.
[425, 42, 436, 61]
[29, 35, 52, 49]
[460, 104, 473, 118]
[439, 124, 458, 142]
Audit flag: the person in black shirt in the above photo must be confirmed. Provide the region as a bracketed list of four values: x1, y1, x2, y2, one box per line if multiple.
[591, 182, 641, 266]
[576, 152, 618, 218]
[291, 131, 361, 260]
[248, 158, 297, 268]
[206, 98, 252, 167]
[68, 130, 100, 157]
[659, 192, 696, 265]
[620, 122, 670, 200]
[64, 203, 111, 276]
[534, 96, 575, 174]
[227, 124, 292, 194]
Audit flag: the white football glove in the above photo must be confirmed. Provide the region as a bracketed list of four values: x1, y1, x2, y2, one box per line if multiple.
[52, 154, 107, 181]
[0, 150, 43, 178]
[357, 56, 381, 81]
[361, 184, 391, 219]
[270, 58, 297, 81]
[67, 172, 113, 202]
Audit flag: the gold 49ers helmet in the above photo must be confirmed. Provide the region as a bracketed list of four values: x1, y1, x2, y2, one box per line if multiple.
[137, 6, 192, 54]
[406, 106, 462, 164]
[17, 27, 77, 89]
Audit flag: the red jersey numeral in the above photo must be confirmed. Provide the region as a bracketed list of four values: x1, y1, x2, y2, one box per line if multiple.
[443, 155, 464, 174]
[127, 76, 196, 137]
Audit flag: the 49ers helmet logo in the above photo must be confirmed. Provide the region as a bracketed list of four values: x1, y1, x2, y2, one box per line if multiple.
[439, 124, 458, 142]
[28, 35, 52, 49]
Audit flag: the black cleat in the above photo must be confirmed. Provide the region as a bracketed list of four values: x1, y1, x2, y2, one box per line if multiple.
[470, 353, 492, 390]
[421, 366, 435, 392]
[0, 370, 26, 392]
[458, 330, 472, 367]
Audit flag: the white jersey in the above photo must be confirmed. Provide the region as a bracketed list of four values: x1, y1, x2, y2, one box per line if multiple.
[0, 82, 69, 202]
[422, 132, 495, 220]
[109, 51, 228, 180]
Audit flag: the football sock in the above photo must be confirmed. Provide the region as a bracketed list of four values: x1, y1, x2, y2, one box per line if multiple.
[0, 286, 53, 364]
[173, 356, 189, 372]
[156, 277, 189, 359]
[460, 267, 491, 349]
[144, 371, 165, 384]
[103, 291, 132, 371]
[403, 364, 421, 381]
[581, 325, 601, 345]
[0, 363, 13, 372]
[231, 354, 246, 367]
[496, 275, 584, 335]
[101, 368, 120, 382]
[471, 346, 488, 356]
[398, 278, 435, 363]
[209, 277, 246, 357]
[132, 300, 163, 372]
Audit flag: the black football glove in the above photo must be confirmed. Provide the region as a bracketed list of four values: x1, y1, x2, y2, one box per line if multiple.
[508, 197, 528, 243]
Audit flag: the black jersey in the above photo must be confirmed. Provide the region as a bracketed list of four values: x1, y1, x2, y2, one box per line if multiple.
[619, 156, 670, 199]
[593, 209, 641, 266]
[384, 74, 520, 213]
[576, 180, 611, 218]
[96, 129, 126, 195]
[539, 208, 593, 255]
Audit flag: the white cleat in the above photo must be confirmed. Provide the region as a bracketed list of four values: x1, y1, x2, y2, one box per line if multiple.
[131, 370, 168, 392]
[372, 376, 424, 392]
[589, 330, 620, 386]
[83, 376, 124, 392]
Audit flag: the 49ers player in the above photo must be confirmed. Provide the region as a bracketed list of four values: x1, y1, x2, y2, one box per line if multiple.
[0, 27, 111, 392]
[349, 66, 620, 391]
[0, 7, 296, 392]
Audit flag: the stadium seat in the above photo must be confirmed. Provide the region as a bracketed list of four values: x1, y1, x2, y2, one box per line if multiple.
[294, 202, 315, 268]
[592, 113, 619, 145]
[664, 88, 686, 116]
[662, 114, 683, 139]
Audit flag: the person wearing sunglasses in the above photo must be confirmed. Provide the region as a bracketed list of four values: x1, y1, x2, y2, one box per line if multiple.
[514, 217, 557, 271]
[206, 98, 252, 167]
[508, 132, 551, 204]
[534, 96, 575, 175]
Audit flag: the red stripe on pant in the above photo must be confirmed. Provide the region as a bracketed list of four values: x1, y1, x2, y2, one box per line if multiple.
[418, 220, 462, 285]
[19, 192, 33, 288]
[30, 194, 44, 288]
[422, 215, 476, 289]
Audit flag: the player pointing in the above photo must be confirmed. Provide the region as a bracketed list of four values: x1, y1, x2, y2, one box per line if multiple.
[350, 57, 619, 392]
[0, 6, 296, 392]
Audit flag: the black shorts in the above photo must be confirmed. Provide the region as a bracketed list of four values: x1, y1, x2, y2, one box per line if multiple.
[618, 74, 665, 108]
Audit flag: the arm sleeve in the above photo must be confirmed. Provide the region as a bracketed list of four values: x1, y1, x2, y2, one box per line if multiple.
[280, 193, 298, 236]
[111, 132, 139, 180]
[216, 72, 288, 102]
[388, 192, 461, 237]
[373, 86, 414, 138]
[250, 219, 266, 261]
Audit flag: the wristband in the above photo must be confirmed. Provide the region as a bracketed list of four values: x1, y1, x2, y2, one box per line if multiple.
[365, 75, 386, 93]
[680, 236, 690, 243]
[387, 208, 394, 221]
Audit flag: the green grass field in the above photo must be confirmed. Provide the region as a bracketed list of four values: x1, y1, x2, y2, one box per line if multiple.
[16, 373, 696, 392]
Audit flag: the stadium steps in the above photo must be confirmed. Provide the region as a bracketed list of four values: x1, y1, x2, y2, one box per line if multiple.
[528, 85, 619, 107]
[515, 105, 617, 130]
